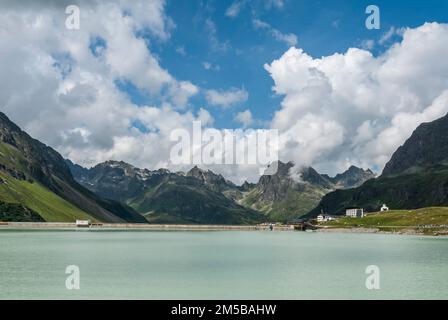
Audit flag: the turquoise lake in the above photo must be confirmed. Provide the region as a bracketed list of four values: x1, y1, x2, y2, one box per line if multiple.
[0, 230, 447, 299]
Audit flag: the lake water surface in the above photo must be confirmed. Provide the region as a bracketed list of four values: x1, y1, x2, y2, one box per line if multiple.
[0, 229, 447, 299]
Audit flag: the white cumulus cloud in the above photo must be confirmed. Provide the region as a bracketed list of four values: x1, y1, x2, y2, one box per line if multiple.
[265, 22, 448, 175]
[1, 1, 447, 185]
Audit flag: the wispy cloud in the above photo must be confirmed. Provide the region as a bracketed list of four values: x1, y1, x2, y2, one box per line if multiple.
[360, 39, 375, 50]
[379, 26, 405, 45]
[205, 18, 230, 52]
[226, 0, 285, 19]
[202, 62, 220, 71]
[253, 18, 297, 46]
[360, 26, 405, 51]
[225, 0, 246, 18]
[264, 0, 284, 10]
[205, 87, 248, 108]
[175, 46, 186, 56]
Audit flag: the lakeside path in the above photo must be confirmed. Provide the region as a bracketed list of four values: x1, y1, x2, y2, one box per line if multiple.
[0, 222, 296, 232]
[1, 222, 446, 236]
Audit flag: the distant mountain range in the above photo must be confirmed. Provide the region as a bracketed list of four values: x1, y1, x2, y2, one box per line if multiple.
[307, 112, 448, 217]
[4, 105, 448, 224]
[67, 158, 374, 223]
[66, 160, 264, 224]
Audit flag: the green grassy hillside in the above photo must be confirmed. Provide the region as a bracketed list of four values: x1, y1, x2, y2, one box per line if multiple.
[320, 207, 448, 235]
[0, 112, 146, 223]
[0, 172, 94, 222]
[0, 140, 94, 222]
[0, 201, 44, 222]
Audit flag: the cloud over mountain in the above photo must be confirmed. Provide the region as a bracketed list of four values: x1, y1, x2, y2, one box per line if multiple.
[266, 22, 448, 175]
[0, 0, 447, 185]
[0, 0, 201, 169]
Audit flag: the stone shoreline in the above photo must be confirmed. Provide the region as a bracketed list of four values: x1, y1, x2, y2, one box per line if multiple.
[1, 222, 446, 236]
[0, 222, 296, 232]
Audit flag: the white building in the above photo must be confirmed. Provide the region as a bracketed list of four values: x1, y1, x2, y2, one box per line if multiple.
[346, 208, 364, 218]
[317, 214, 336, 222]
[380, 204, 389, 212]
[76, 220, 91, 227]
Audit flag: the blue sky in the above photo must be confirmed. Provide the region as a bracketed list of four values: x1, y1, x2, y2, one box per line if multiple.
[2, 0, 448, 181]
[125, 0, 448, 129]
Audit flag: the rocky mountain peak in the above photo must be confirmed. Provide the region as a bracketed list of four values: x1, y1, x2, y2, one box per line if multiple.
[0, 112, 73, 186]
[240, 180, 256, 192]
[299, 166, 333, 188]
[329, 165, 376, 188]
[187, 165, 206, 176]
[267, 160, 295, 176]
[382, 113, 448, 176]
[186, 165, 236, 192]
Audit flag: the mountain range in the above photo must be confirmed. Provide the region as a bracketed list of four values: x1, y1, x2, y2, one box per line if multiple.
[67, 158, 374, 223]
[66, 160, 264, 224]
[2, 107, 448, 224]
[307, 112, 448, 217]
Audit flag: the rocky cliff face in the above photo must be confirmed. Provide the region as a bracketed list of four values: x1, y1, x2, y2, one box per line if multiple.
[254, 161, 297, 203]
[0, 113, 74, 190]
[382, 113, 448, 176]
[239, 161, 371, 221]
[66, 160, 157, 203]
